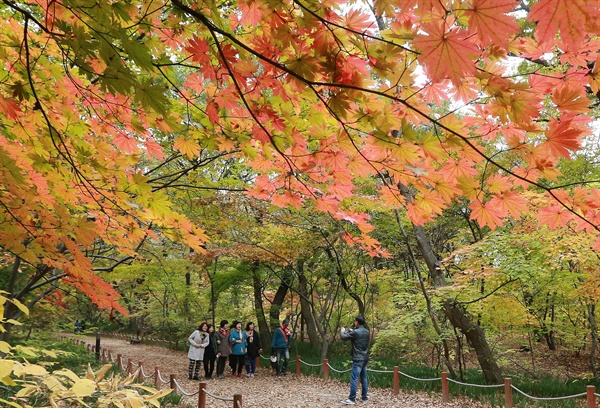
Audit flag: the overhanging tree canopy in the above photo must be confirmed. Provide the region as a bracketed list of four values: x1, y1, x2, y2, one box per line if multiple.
[1, 0, 600, 314]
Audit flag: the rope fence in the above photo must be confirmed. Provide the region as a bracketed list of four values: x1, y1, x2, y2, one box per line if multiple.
[62, 333, 600, 408]
[56, 333, 244, 408]
[293, 354, 599, 408]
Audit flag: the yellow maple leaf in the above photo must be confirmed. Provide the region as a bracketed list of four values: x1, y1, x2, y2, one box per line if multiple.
[71, 378, 96, 397]
[173, 136, 201, 159]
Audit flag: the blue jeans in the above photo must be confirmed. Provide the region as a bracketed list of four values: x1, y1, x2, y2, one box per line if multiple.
[246, 356, 256, 374]
[349, 360, 368, 401]
[275, 348, 289, 374]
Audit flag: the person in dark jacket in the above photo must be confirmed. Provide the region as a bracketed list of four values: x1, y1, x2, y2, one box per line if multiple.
[271, 319, 291, 376]
[203, 324, 218, 379]
[340, 315, 370, 405]
[245, 321, 262, 377]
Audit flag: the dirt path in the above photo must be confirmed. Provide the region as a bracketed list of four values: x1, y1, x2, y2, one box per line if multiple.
[77, 335, 489, 408]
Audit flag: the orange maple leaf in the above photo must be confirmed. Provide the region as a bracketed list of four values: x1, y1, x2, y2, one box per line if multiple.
[413, 19, 480, 86]
[487, 191, 528, 219]
[469, 200, 504, 229]
[541, 117, 583, 159]
[466, 0, 520, 46]
[536, 204, 573, 229]
[527, 0, 599, 51]
[238, 0, 266, 26]
[551, 85, 590, 113]
[484, 174, 512, 194]
[271, 191, 304, 209]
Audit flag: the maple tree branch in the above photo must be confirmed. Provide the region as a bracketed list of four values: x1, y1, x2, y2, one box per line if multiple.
[161, 184, 246, 192]
[93, 234, 149, 272]
[28, 272, 66, 292]
[148, 151, 238, 190]
[3, 0, 65, 37]
[292, 0, 415, 54]
[456, 278, 519, 306]
[143, 153, 183, 176]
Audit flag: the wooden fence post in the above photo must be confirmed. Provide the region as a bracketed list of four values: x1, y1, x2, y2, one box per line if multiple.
[296, 355, 301, 375]
[169, 374, 175, 390]
[441, 372, 449, 402]
[504, 378, 512, 408]
[198, 382, 207, 408]
[393, 366, 400, 396]
[175, 340, 179, 351]
[256, 356, 260, 369]
[117, 354, 122, 371]
[155, 366, 160, 389]
[323, 359, 329, 382]
[127, 359, 132, 374]
[138, 362, 144, 381]
[587, 385, 596, 408]
[233, 394, 242, 408]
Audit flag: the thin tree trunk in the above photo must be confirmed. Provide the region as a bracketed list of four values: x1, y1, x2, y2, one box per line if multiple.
[251, 261, 271, 348]
[324, 248, 365, 316]
[588, 303, 598, 377]
[297, 260, 320, 348]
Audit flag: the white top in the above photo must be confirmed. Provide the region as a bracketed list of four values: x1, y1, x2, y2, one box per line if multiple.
[187, 330, 210, 360]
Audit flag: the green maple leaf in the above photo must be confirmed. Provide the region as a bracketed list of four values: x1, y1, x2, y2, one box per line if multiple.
[134, 79, 169, 115]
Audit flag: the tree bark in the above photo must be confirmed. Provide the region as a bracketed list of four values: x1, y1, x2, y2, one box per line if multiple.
[269, 267, 291, 329]
[297, 260, 320, 348]
[443, 299, 503, 384]
[398, 203, 503, 384]
[251, 261, 272, 348]
[588, 303, 598, 377]
[324, 248, 365, 316]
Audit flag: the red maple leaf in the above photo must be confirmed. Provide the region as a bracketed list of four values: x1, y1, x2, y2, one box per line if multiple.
[206, 99, 220, 126]
[186, 36, 211, 66]
[542, 117, 583, 159]
[413, 19, 480, 86]
[466, 0, 520, 46]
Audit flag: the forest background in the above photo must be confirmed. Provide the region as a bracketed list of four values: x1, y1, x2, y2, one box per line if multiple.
[2, 0, 600, 400]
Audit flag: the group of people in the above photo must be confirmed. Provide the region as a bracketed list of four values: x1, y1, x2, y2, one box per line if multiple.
[186, 315, 370, 406]
[186, 318, 292, 380]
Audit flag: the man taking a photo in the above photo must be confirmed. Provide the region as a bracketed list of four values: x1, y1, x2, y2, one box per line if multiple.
[340, 315, 370, 405]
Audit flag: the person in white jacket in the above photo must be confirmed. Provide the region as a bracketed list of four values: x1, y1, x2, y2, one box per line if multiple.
[188, 322, 210, 380]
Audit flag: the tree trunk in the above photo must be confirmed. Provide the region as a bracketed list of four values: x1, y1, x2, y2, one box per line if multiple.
[396, 212, 456, 378]
[297, 260, 320, 348]
[413, 224, 445, 288]
[400, 207, 503, 383]
[588, 303, 598, 377]
[269, 267, 291, 329]
[251, 262, 272, 348]
[324, 248, 366, 316]
[443, 299, 503, 384]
